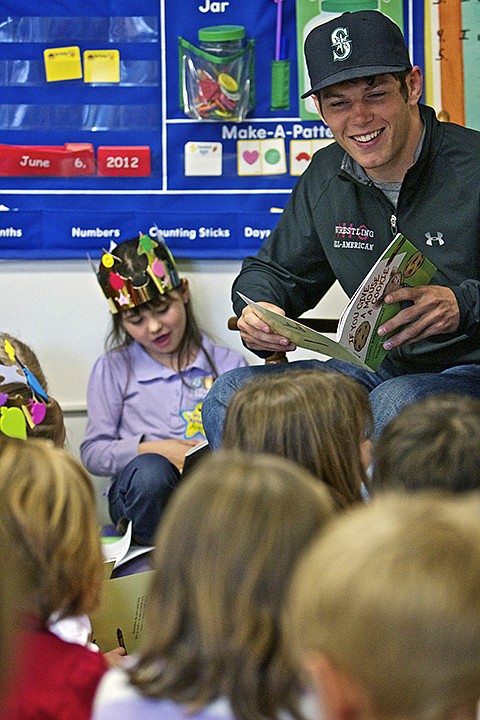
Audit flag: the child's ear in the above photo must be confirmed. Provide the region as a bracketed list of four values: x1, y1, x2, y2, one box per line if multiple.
[180, 278, 190, 304]
[360, 437, 372, 473]
[304, 652, 372, 720]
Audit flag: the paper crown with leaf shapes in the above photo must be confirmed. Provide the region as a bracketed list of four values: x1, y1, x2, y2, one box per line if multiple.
[96, 232, 181, 314]
[0, 339, 49, 441]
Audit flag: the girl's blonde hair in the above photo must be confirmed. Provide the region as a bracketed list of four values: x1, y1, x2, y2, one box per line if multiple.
[0, 438, 103, 624]
[223, 369, 372, 509]
[129, 450, 334, 720]
[286, 492, 480, 720]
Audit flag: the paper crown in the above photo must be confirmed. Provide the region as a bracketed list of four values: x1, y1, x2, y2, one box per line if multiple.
[97, 232, 181, 314]
[0, 339, 49, 441]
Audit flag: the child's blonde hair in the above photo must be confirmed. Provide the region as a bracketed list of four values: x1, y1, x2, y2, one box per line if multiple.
[129, 450, 335, 720]
[0, 519, 20, 699]
[0, 438, 103, 625]
[222, 369, 372, 508]
[286, 492, 480, 720]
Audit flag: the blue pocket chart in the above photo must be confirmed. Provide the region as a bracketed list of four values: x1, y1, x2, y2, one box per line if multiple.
[0, 0, 417, 259]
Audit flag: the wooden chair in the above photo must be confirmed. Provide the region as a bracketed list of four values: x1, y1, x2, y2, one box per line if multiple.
[227, 315, 339, 364]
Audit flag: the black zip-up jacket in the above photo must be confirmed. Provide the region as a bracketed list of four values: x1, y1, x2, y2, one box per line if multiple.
[233, 105, 480, 373]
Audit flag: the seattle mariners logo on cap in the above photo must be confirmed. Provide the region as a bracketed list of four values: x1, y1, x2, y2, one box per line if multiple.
[331, 26, 352, 62]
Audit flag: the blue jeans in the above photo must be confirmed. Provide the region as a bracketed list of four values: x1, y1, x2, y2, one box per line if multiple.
[202, 358, 480, 450]
[108, 454, 181, 544]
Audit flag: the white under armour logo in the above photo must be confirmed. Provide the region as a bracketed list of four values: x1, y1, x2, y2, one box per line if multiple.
[425, 231, 444, 246]
[331, 27, 352, 62]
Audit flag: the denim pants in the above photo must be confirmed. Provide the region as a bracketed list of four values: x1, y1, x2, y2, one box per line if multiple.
[202, 357, 480, 450]
[108, 453, 181, 544]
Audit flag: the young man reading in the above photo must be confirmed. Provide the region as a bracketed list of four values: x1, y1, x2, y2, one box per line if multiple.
[202, 10, 480, 447]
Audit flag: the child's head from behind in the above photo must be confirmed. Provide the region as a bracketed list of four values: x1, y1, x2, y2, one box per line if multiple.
[0, 333, 65, 447]
[97, 235, 202, 365]
[130, 450, 334, 719]
[222, 369, 372, 509]
[372, 393, 480, 494]
[0, 438, 103, 625]
[0, 333, 49, 390]
[286, 492, 480, 720]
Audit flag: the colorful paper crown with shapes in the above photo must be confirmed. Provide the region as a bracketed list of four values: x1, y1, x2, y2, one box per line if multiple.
[97, 232, 181, 314]
[0, 339, 49, 441]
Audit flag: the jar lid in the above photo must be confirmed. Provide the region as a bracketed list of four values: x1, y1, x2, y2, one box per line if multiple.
[321, 0, 378, 10]
[198, 25, 246, 42]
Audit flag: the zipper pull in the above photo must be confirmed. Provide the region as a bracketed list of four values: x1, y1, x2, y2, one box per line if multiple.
[390, 214, 397, 236]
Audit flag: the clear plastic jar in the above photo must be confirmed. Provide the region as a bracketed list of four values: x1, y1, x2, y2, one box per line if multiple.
[198, 25, 246, 56]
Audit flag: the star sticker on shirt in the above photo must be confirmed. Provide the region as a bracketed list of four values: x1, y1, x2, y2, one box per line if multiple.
[181, 402, 205, 439]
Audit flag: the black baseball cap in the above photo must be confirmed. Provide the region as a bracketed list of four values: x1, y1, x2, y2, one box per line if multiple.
[301, 10, 412, 98]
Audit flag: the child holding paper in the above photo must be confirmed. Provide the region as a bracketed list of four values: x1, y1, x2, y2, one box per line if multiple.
[80, 233, 247, 545]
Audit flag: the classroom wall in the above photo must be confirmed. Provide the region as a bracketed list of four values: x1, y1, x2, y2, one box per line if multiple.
[0, 258, 348, 520]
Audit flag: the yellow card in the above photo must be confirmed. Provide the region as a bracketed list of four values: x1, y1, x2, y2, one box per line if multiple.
[83, 50, 120, 83]
[43, 46, 82, 82]
[90, 571, 154, 654]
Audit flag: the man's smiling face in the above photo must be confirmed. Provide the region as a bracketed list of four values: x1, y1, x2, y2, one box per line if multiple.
[315, 68, 423, 183]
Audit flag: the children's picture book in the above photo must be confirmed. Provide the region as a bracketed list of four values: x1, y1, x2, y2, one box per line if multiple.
[90, 523, 155, 654]
[90, 569, 154, 654]
[101, 520, 154, 570]
[238, 233, 437, 371]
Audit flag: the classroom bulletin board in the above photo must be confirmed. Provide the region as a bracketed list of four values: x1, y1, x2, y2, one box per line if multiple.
[0, 0, 477, 260]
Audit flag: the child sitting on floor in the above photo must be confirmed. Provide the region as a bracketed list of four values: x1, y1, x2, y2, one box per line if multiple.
[81, 233, 247, 544]
[286, 491, 480, 720]
[0, 332, 65, 446]
[0, 438, 113, 720]
[93, 450, 335, 720]
[372, 393, 480, 494]
[222, 369, 373, 509]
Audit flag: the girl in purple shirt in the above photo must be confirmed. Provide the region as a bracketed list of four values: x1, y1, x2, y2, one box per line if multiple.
[80, 233, 247, 544]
